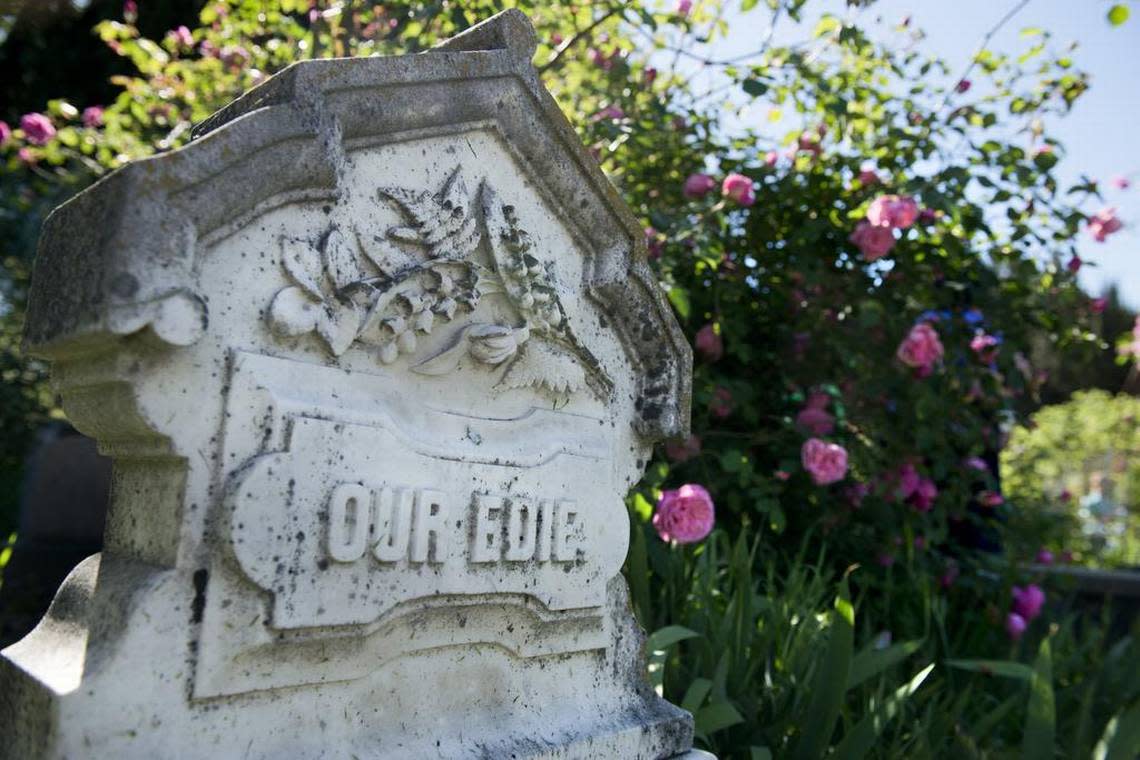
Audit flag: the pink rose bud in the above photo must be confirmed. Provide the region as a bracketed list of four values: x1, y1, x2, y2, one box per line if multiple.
[970, 333, 1000, 363]
[1111, 175, 1131, 190]
[963, 456, 989, 472]
[857, 168, 880, 185]
[682, 172, 716, 199]
[20, 112, 56, 145]
[550, 32, 564, 46]
[653, 484, 715, 544]
[908, 477, 938, 513]
[1091, 297, 1108, 314]
[979, 491, 1004, 507]
[123, 0, 137, 20]
[1035, 548, 1054, 565]
[1067, 255, 1083, 274]
[1005, 612, 1027, 640]
[694, 323, 723, 361]
[801, 438, 848, 486]
[17, 146, 36, 164]
[675, 0, 693, 16]
[1088, 207, 1123, 242]
[0, 120, 10, 143]
[867, 194, 920, 229]
[644, 67, 658, 85]
[849, 220, 896, 261]
[764, 150, 779, 167]
[1012, 584, 1045, 621]
[664, 434, 701, 463]
[170, 25, 193, 47]
[955, 79, 972, 93]
[592, 104, 625, 121]
[1059, 489, 1072, 502]
[896, 323, 944, 372]
[82, 106, 104, 128]
[774, 469, 791, 481]
[918, 207, 938, 225]
[722, 173, 755, 206]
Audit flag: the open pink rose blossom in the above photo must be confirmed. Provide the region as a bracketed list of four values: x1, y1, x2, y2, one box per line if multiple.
[867, 194, 919, 229]
[801, 438, 848, 485]
[1088, 207, 1122, 242]
[653, 484, 715, 544]
[1006, 612, 1027, 640]
[682, 172, 716, 198]
[849, 220, 895, 261]
[1012, 584, 1046, 621]
[20, 112, 56, 145]
[722, 173, 755, 206]
[896, 323, 944, 372]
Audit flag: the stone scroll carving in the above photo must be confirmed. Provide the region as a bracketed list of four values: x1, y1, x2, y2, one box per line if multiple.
[266, 167, 612, 398]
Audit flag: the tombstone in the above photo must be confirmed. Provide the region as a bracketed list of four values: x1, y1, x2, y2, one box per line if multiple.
[0, 10, 705, 759]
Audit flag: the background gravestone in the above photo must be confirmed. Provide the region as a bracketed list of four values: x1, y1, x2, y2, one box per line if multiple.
[0, 10, 702, 758]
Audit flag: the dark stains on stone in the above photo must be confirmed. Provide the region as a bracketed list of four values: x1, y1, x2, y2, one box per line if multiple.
[190, 568, 209, 624]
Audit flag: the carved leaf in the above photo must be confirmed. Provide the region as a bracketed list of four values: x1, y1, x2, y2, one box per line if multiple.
[411, 326, 472, 376]
[322, 228, 363, 291]
[281, 237, 323, 300]
[316, 301, 363, 357]
[268, 286, 321, 337]
[499, 341, 586, 396]
[379, 167, 480, 259]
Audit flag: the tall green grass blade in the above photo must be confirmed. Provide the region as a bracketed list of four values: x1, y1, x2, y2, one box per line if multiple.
[790, 575, 854, 760]
[682, 678, 712, 714]
[1022, 637, 1055, 760]
[973, 694, 1020, 741]
[1094, 700, 1140, 760]
[695, 701, 745, 735]
[646, 625, 699, 693]
[832, 663, 935, 760]
[847, 639, 924, 690]
[945, 659, 1034, 680]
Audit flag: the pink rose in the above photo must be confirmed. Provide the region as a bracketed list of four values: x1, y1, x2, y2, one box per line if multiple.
[918, 207, 939, 225]
[694, 323, 723, 361]
[709, 387, 733, 419]
[170, 25, 193, 47]
[857, 168, 879, 185]
[1111, 175, 1131, 190]
[1035, 548, 1054, 565]
[664, 434, 702, 463]
[20, 112, 55, 145]
[1088, 207, 1122, 242]
[764, 150, 779, 167]
[955, 79, 972, 93]
[908, 477, 938, 512]
[17, 147, 35, 164]
[970, 333, 1000, 363]
[593, 104, 625, 121]
[1033, 144, 1054, 157]
[801, 438, 848, 486]
[963, 456, 989, 472]
[683, 172, 716, 199]
[867, 194, 919, 229]
[675, 0, 693, 16]
[1067, 255, 1083, 274]
[1012, 584, 1045, 621]
[1006, 612, 1027, 640]
[82, 106, 104, 128]
[0, 121, 10, 144]
[890, 462, 921, 501]
[722, 173, 755, 206]
[1091, 297, 1108, 314]
[896, 323, 944, 372]
[979, 491, 1004, 507]
[123, 0, 137, 20]
[653, 484, 714, 544]
[797, 133, 822, 157]
[849, 220, 895, 261]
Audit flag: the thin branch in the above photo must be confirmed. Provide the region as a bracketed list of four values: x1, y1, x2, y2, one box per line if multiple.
[538, 6, 623, 74]
[937, 0, 1033, 114]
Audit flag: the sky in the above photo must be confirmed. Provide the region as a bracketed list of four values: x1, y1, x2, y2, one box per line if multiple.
[664, 0, 1140, 308]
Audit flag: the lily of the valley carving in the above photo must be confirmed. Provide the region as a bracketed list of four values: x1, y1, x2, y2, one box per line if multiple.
[267, 167, 612, 398]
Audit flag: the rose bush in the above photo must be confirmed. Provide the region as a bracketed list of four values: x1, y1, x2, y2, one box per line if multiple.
[1, 0, 1137, 757]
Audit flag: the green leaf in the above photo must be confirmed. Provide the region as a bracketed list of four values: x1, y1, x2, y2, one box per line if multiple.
[646, 625, 699, 652]
[1094, 700, 1140, 760]
[790, 576, 854, 760]
[847, 639, 924, 690]
[695, 701, 745, 735]
[681, 678, 713, 713]
[832, 663, 935, 760]
[945, 659, 1034, 680]
[667, 286, 691, 320]
[1107, 4, 1130, 25]
[1022, 637, 1055, 760]
[742, 79, 769, 97]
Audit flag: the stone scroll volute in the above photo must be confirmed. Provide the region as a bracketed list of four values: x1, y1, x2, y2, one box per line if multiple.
[2, 10, 700, 760]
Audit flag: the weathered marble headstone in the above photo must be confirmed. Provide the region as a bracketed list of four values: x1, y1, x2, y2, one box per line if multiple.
[1, 11, 702, 758]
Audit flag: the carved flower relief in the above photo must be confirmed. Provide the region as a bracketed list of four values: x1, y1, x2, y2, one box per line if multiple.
[264, 166, 612, 399]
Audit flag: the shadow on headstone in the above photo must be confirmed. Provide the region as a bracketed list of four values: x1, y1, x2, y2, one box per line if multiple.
[0, 423, 110, 648]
